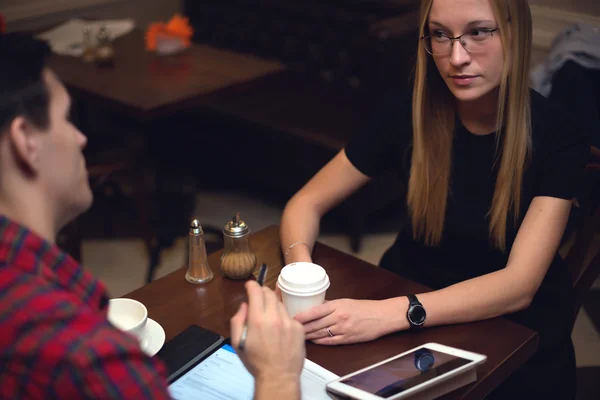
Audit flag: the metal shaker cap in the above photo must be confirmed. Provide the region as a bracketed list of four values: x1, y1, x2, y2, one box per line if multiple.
[224, 213, 249, 237]
[190, 219, 203, 235]
[97, 25, 111, 43]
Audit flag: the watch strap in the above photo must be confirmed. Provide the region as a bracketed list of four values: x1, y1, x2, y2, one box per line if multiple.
[407, 294, 421, 306]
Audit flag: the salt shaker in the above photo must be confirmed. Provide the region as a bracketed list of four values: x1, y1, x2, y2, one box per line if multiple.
[186, 219, 214, 284]
[220, 213, 257, 279]
[95, 25, 115, 67]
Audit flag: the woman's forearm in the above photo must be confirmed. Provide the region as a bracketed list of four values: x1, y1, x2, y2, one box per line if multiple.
[382, 198, 570, 333]
[280, 195, 322, 264]
[382, 268, 534, 334]
[280, 150, 371, 265]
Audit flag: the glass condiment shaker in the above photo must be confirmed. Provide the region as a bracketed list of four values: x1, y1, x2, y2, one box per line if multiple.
[81, 25, 96, 63]
[220, 213, 257, 279]
[186, 219, 214, 284]
[95, 25, 115, 67]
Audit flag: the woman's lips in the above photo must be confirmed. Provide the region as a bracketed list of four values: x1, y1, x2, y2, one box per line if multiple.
[451, 75, 478, 86]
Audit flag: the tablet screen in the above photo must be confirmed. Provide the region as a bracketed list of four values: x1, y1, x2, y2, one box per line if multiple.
[168, 344, 254, 400]
[339, 347, 471, 398]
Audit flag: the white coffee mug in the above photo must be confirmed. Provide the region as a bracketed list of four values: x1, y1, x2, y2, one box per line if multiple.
[107, 298, 148, 341]
[277, 262, 330, 317]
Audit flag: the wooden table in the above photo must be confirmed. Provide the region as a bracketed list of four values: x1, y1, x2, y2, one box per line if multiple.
[48, 30, 285, 122]
[126, 226, 539, 399]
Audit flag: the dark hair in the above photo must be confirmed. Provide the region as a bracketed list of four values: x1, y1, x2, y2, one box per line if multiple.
[0, 33, 52, 134]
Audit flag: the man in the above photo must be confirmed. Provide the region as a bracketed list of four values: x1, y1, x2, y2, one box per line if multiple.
[0, 33, 305, 399]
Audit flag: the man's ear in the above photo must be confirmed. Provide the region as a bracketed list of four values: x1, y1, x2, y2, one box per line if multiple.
[8, 116, 42, 174]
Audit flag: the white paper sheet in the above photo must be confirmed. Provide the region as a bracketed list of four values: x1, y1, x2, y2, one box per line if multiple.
[301, 358, 340, 400]
[168, 342, 339, 400]
[36, 18, 135, 56]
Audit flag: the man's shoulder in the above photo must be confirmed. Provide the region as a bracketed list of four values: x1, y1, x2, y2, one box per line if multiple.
[0, 263, 88, 325]
[0, 266, 136, 358]
[0, 267, 168, 398]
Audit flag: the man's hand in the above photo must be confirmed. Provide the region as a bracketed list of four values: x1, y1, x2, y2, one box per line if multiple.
[295, 299, 394, 345]
[230, 281, 305, 399]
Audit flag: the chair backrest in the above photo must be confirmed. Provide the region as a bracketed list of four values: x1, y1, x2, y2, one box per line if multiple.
[564, 161, 600, 331]
[183, 0, 419, 93]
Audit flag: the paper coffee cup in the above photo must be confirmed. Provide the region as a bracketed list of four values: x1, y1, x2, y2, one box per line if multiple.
[107, 298, 148, 341]
[277, 262, 330, 317]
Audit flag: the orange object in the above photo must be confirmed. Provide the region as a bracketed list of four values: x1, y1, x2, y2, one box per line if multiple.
[0, 13, 6, 34]
[145, 14, 194, 51]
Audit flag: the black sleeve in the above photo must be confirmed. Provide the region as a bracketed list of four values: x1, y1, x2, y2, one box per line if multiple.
[344, 92, 412, 178]
[533, 108, 591, 201]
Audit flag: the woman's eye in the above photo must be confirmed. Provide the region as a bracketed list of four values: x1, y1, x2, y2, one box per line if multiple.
[470, 28, 494, 36]
[431, 31, 449, 42]
[469, 28, 494, 41]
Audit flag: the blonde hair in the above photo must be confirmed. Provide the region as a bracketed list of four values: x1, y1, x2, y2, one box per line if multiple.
[407, 0, 532, 251]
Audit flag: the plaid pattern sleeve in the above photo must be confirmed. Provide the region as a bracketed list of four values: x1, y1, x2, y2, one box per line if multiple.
[51, 305, 171, 399]
[0, 216, 171, 399]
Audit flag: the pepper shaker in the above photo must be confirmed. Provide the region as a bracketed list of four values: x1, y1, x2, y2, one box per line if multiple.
[186, 219, 214, 284]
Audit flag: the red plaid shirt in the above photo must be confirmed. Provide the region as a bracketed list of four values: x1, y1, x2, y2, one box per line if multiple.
[0, 216, 171, 399]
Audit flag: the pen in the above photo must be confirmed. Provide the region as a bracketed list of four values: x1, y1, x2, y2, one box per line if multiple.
[256, 263, 268, 286]
[238, 264, 268, 350]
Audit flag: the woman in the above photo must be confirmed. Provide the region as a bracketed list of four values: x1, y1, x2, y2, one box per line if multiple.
[280, 0, 589, 397]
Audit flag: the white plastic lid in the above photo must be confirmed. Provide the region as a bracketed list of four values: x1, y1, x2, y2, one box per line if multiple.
[277, 262, 330, 296]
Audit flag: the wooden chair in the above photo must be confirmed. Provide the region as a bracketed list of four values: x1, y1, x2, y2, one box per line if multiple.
[563, 155, 600, 332]
[561, 153, 600, 400]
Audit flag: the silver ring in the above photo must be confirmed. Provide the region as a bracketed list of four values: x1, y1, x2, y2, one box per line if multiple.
[238, 325, 248, 350]
[326, 326, 334, 338]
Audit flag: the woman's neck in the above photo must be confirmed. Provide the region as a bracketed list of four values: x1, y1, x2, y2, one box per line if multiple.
[456, 89, 499, 135]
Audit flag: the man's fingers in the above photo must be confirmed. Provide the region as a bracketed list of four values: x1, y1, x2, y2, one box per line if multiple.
[274, 285, 283, 301]
[230, 303, 248, 349]
[276, 298, 291, 318]
[245, 280, 265, 319]
[262, 286, 280, 317]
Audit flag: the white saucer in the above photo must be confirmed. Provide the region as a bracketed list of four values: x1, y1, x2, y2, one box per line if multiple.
[140, 318, 165, 357]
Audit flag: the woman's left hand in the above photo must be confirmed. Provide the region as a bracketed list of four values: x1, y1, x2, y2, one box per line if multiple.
[294, 299, 392, 345]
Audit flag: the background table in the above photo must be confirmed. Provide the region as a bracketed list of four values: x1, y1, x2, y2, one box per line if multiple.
[48, 30, 285, 121]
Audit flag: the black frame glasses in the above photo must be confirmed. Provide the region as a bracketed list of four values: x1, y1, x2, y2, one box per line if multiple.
[420, 27, 500, 56]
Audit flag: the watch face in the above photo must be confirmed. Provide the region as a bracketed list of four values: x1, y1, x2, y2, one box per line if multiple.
[409, 305, 426, 325]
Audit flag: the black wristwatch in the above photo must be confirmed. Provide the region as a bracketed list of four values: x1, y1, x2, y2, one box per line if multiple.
[406, 294, 426, 328]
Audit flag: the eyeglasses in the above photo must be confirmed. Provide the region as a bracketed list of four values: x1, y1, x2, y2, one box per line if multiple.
[421, 27, 500, 56]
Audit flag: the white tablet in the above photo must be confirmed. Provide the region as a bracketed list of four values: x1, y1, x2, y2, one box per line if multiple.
[326, 343, 487, 400]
